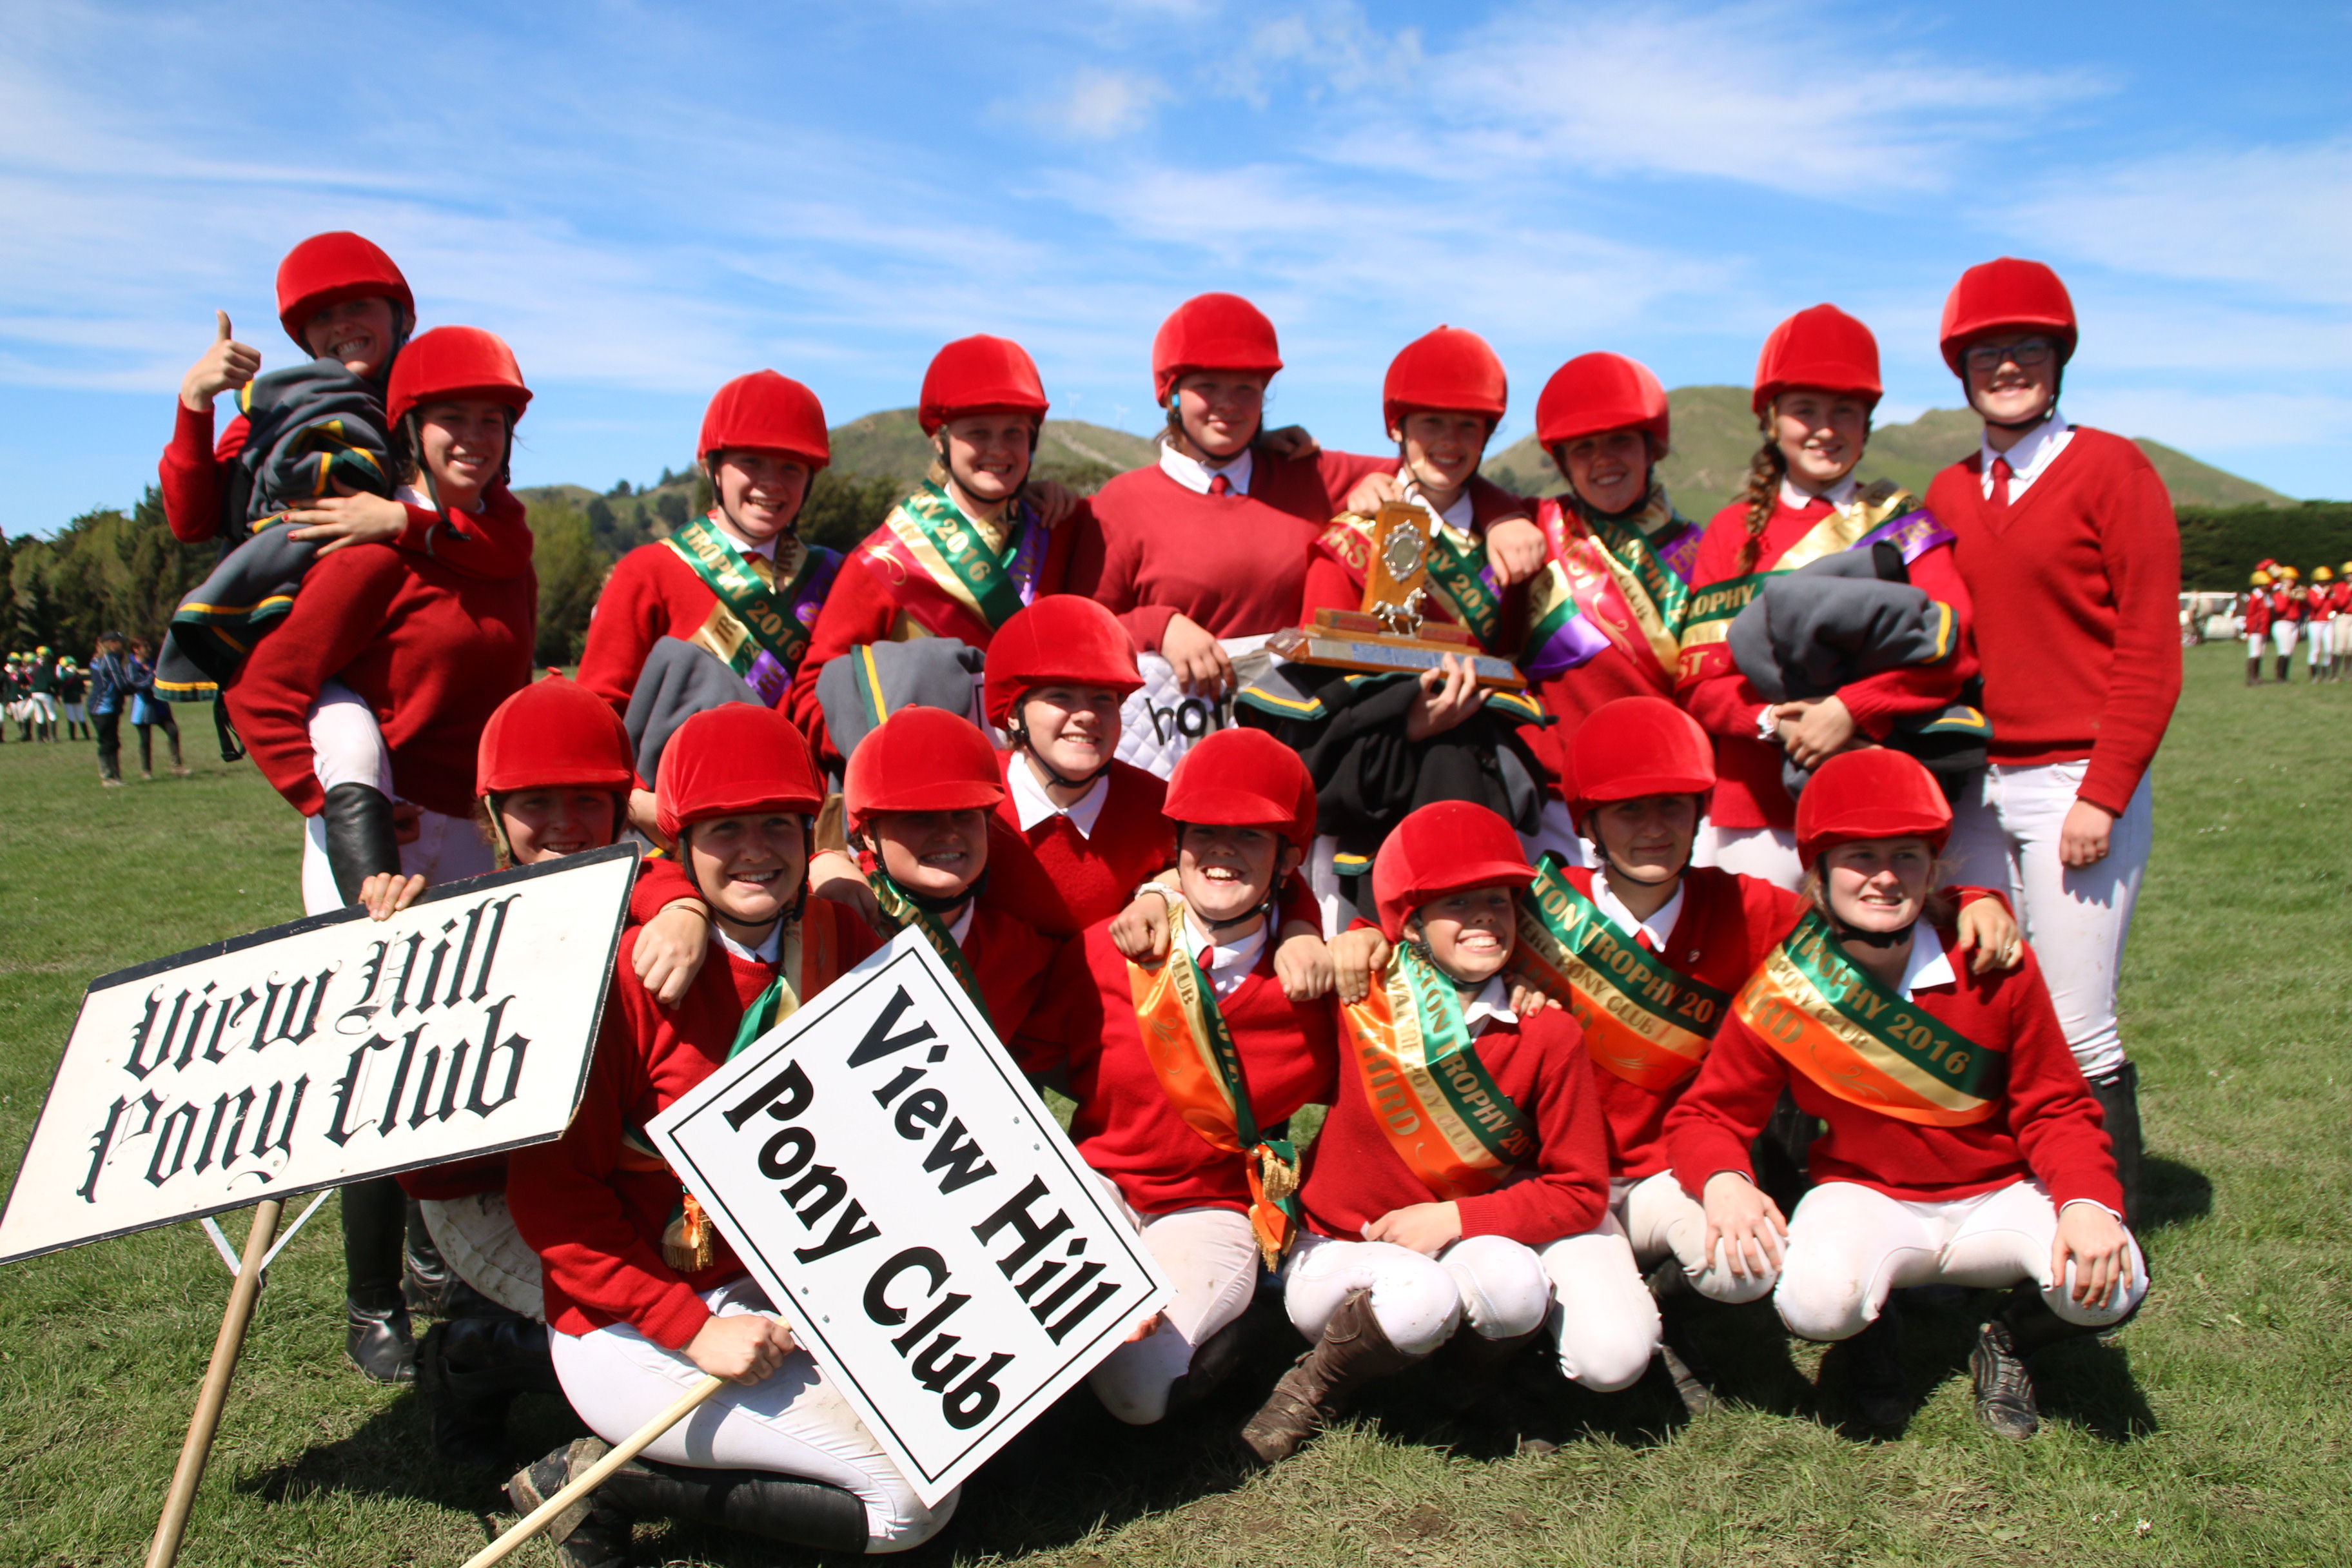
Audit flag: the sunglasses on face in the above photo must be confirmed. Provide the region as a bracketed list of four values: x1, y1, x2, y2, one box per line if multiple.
[1963, 338, 2055, 373]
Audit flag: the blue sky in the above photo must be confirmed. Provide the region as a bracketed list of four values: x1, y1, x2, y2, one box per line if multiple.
[3, 0, 2346, 534]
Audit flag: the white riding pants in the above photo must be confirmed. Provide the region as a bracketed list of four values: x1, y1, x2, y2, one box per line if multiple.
[1692, 823, 1802, 891]
[1946, 760, 2151, 1079]
[549, 1277, 954, 1553]
[1084, 1180, 1261, 1426]
[1533, 1213, 1662, 1392]
[2309, 620, 2334, 661]
[1612, 1170, 1776, 1304]
[2271, 621, 2299, 656]
[1280, 1232, 1551, 1359]
[1775, 1179, 2148, 1343]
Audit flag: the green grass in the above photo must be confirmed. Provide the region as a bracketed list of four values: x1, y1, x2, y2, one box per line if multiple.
[1, 648, 2346, 1566]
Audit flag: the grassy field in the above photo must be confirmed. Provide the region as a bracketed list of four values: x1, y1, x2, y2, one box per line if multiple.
[1, 643, 2346, 1566]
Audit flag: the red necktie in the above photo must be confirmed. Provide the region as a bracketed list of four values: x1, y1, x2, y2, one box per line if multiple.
[1989, 455, 2014, 509]
[1634, 928, 1656, 954]
[1207, 473, 1231, 496]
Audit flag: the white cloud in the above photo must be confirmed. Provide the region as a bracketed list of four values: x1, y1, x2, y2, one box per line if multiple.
[1029, 67, 1172, 139]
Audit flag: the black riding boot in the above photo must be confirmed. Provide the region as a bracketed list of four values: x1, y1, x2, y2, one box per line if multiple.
[320, 780, 401, 905]
[342, 1176, 416, 1383]
[1426, 1322, 1545, 1413]
[2277, 653, 2291, 683]
[402, 1199, 460, 1315]
[2083, 1062, 2142, 1228]
[422, 1314, 563, 1470]
[1971, 1282, 2106, 1440]
[1647, 1259, 1723, 1414]
[1161, 1310, 1253, 1417]
[604, 1456, 873, 1554]
[1835, 1306, 1906, 1431]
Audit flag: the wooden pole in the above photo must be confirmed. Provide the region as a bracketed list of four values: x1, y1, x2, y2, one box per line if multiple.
[461, 1374, 727, 1568]
[145, 1197, 283, 1568]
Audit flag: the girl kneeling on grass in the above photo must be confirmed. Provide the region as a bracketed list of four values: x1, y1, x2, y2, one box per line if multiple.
[1666, 748, 2146, 1438]
[1243, 801, 1628, 1464]
[506, 706, 952, 1562]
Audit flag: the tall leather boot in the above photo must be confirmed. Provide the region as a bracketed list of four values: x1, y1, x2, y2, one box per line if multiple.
[2277, 653, 2291, 683]
[1647, 1259, 1723, 1414]
[1240, 1289, 1416, 1463]
[1834, 1305, 1906, 1431]
[509, 1438, 634, 1568]
[1426, 1322, 1545, 1413]
[2083, 1062, 2142, 1228]
[422, 1315, 563, 1471]
[1161, 1311, 1253, 1418]
[342, 1176, 416, 1383]
[1970, 1282, 2104, 1440]
[320, 781, 401, 905]
[602, 1456, 871, 1554]
[403, 1199, 459, 1316]
[2247, 656, 2262, 686]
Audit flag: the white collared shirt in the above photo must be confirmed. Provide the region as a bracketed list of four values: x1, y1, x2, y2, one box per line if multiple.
[1892, 926, 1956, 1001]
[1159, 440, 1253, 497]
[946, 903, 975, 945]
[1591, 874, 1686, 954]
[1461, 974, 1518, 1038]
[717, 921, 783, 965]
[1979, 407, 2075, 503]
[1179, 914, 1266, 1000]
[1403, 469, 1476, 533]
[1779, 471, 1861, 513]
[1007, 752, 1110, 838]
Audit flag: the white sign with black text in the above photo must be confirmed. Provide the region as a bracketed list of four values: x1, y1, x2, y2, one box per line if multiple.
[1115, 634, 1273, 779]
[0, 843, 639, 1266]
[649, 932, 1171, 1508]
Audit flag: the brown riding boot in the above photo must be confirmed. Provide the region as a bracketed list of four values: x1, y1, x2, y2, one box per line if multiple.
[1240, 1289, 1415, 1463]
[2247, 656, 2262, 686]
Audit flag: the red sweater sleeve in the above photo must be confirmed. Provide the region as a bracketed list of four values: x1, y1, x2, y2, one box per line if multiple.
[1455, 1015, 1611, 1243]
[2082, 460, 2183, 814]
[159, 405, 248, 544]
[577, 546, 684, 715]
[226, 549, 406, 816]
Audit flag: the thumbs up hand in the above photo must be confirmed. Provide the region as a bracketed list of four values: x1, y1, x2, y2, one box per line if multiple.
[180, 310, 262, 412]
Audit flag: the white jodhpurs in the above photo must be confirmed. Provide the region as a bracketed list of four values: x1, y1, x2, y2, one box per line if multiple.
[418, 1192, 542, 1320]
[1692, 823, 1802, 891]
[1085, 1189, 1260, 1426]
[549, 1277, 954, 1553]
[1280, 1232, 1551, 1358]
[1775, 1179, 2148, 1344]
[1612, 1170, 1775, 1304]
[1533, 1213, 1662, 1392]
[298, 680, 493, 916]
[1946, 760, 2153, 1079]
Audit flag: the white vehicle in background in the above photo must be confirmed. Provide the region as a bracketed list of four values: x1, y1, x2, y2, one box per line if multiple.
[2180, 591, 2241, 645]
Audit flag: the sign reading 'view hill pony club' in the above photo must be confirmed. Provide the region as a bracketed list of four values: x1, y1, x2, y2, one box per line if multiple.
[0, 845, 638, 1266]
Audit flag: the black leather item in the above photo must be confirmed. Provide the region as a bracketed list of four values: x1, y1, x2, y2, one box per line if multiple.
[320, 780, 401, 906]
[1240, 1289, 1415, 1464]
[509, 1440, 632, 1568]
[1427, 1325, 1545, 1413]
[345, 1296, 418, 1384]
[611, 1459, 872, 1554]
[1969, 1319, 2041, 1440]
[2084, 1063, 2143, 1229]
[1647, 1260, 1723, 1415]
[422, 1317, 562, 1469]
[402, 1199, 457, 1316]
[1160, 1310, 1253, 1418]
[1838, 1308, 1906, 1430]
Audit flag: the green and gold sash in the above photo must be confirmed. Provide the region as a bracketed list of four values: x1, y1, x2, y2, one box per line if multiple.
[664, 513, 836, 703]
[1126, 937, 1300, 1269]
[1511, 858, 1730, 1092]
[1339, 943, 1535, 1199]
[872, 870, 990, 1023]
[1733, 911, 2004, 1126]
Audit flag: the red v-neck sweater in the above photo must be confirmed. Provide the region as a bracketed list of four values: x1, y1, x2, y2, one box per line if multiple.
[1014, 922, 1340, 1218]
[1925, 428, 2180, 815]
[1070, 448, 1389, 651]
[1299, 1001, 1607, 1246]
[977, 752, 1175, 939]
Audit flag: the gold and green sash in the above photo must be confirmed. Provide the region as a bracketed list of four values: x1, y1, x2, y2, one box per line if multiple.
[872, 870, 990, 1023]
[665, 512, 837, 703]
[855, 483, 1042, 645]
[1676, 485, 1954, 685]
[1733, 911, 2005, 1126]
[1338, 944, 1535, 1199]
[1511, 858, 1730, 1092]
[1126, 939, 1300, 1269]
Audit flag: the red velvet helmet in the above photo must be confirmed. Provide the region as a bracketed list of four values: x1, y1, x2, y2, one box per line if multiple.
[1795, 749, 1952, 868]
[983, 595, 1142, 727]
[1382, 326, 1507, 432]
[385, 327, 532, 427]
[1938, 257, 2079, 375]
[275, 231, 414, 351]
[1152, 293, 1283, 404]
[1752, 304, 1882, 415]
[1164, 728, 1315, 848]
[1564, 697, 1716, 834]
[1371, 799, 1536, 942]
[655, 705, 825, 841]
[918, 336, 1049, 435]
[843, 707, 1006, 832]
[698, 371, 830, 469]
[476, 674, 634, 796]
[1535, 351, 1671, 454]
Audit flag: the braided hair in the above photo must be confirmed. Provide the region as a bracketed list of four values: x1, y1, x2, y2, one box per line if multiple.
[1733, 405, 1788, 574]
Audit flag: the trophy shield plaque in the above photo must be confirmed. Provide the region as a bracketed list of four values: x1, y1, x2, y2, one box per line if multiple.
[1266, 501, 1527, 690]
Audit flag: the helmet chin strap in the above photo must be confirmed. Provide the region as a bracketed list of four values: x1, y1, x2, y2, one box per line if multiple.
[1010, 715, 1112, 792]
[1828, 915, 1917, 949]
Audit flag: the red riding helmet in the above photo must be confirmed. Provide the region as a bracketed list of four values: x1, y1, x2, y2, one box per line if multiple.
[1939, 257, 2079, 375]
[1795, 749, 1952, 868]
[1535, 352, 1671, 455]
[655, 705, 825, 843]
[918, 336, 1050, 435]
[385, 327, 532, 427]
[275, 231, 414, 351]
[1565, 696, 1715, 835]
[983, 595, 1143, 727]
[476, 674, 634, 796]
[1371, 799, 1536, 942]
[1382, 326, 1507, 433]
[698, 371, 830, 469]
[844, 707, 1006, 832]
[1164, 727, 1316, 849]
[1152, 293, 1283, 404]
[1752, 304, 1882, 415]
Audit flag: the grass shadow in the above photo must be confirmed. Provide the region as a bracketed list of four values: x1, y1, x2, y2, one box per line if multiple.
[2139, 1155, 2216, 1235]
[235, 1387, 587, 1523]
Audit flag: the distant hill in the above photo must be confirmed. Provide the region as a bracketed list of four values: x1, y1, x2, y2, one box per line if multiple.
[1484, 386, 2294, 514]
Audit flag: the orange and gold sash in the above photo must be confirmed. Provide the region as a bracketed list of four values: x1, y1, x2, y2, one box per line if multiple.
[1126, 944, 1300, 1269]
[1732, 911, 2005, 1127]
[1511, 858, 1730, 1092]
[1339, 944, 1534, 1200]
